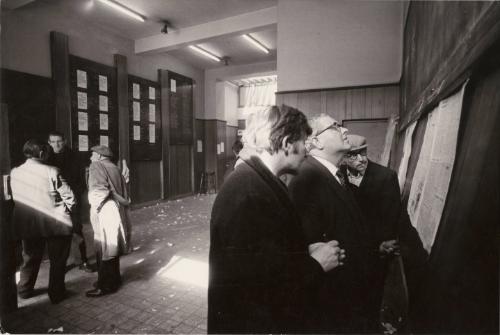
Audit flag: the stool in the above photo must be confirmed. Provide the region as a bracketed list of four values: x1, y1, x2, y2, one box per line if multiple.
[199, 171, 216, 194]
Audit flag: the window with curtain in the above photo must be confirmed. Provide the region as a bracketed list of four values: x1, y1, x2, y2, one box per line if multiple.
[238, 78, 277, 117]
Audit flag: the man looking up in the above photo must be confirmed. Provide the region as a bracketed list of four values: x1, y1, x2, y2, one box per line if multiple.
[208, 105, 343, 334]
[47, 131, 93, 273]
[289, 114, 377, 332]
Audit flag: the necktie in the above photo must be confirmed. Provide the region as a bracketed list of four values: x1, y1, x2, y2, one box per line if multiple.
[336, 170, 347, 188]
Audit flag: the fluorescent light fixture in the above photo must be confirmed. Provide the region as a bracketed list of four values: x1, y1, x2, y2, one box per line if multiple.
[189, 45, 221, 62]
[97, 0, 145, 22]
[243, 34, 269, 54]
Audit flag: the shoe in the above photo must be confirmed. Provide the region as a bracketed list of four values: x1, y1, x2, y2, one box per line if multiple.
[79, 262, 95, 273]
[85, 288, 115, 298]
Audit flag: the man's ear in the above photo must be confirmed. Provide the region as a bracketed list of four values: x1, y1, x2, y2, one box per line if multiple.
[281, 136, 293, 152]
[310, 136, 324, 150]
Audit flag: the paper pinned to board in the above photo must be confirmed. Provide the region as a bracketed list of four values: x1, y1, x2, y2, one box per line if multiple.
[397, 121, 417, 192]
[149, 86, 155, 99]
[78, 112, 88, 131]
[197, 140, 203, 153]
[407, 80, 468, 252]
[170, 79, 176, 93]
[99, 113, 108, 130]
[78, 135, 88, 151]
[100, 135, 109, 147]
[133, 125, 141, 141]
[77, 70, 87, 88]
[99, 95, 108, 112]
[149, 104, 156, 122]
[99, 75, 108, 92]
[133, 83, 140, 99]
[149, 124, 155, 143]
[133, 102, 140, 121]
[77, 91, 87, 110]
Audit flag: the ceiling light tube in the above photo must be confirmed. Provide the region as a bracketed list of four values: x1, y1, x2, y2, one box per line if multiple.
[189, 45, 221, 62]
[243, 34, 269, 54]
[97, 0, 145, 22]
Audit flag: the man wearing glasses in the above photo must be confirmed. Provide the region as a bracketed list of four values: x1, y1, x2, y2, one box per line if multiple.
[289, 114, 377, 333]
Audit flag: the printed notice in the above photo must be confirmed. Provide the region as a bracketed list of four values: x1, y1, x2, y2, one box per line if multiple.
[78, 112, 88, 131]
[99, 75, 108, 92]
[149, 104, 155, 122]
[133, 83, 140, 99]
[220, 142, 225, 153]
[217, 143, 220, 155]
[197, 140, 203, 153]
[149, 124, 155, 143]
[77, 70, 87, 88]
[99, 95, 108, 112]
[170, 79, 176, 93]
[77, 92, 87, 110]
[100, 135, 109, 147]
[397, 121, 417, 191]
[99, 113, 108, 130]
[133, 125, 141, 141]
[149, 87, 155, 99]
[78, 135, 88, 151]
[133, 102, 140, 121]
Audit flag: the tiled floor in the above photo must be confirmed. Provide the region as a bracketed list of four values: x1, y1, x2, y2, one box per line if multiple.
[3, 194, 216, 334]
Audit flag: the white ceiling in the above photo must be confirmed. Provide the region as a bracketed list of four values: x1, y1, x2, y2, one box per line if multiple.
[12, 0, 278, 70]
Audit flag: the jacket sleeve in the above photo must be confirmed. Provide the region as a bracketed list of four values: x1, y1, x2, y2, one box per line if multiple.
[378, 170, 402, 241]
[53, 168, 76, 212]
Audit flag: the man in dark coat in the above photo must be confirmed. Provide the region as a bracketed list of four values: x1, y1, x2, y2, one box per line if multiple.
[208, 106, 343, 334]
[10, 139, 76, 304]
[47, 131, 93, 272]
[289, 114, 378, 333]
[344, 134, 401, 328]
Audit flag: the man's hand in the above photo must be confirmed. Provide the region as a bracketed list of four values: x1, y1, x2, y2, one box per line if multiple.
[309, 240, 346, 272]
[379, 239, 400, 256]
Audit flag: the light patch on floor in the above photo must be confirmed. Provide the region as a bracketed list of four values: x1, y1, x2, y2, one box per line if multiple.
[157, 255, 209, 288]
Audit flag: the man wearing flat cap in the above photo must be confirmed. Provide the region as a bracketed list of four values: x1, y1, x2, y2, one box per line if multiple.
[344, 134, 402, 324]
[289, 114, 376, 332]
[86, 145, 131, 297]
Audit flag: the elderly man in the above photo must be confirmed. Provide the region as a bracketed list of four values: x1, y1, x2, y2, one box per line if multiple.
[86, 145, 131, 297]
[208, 105, 344, 334]
[289, 114, 377, 332]
[11, 139, 75, 304]
[47, 131, 93, 272]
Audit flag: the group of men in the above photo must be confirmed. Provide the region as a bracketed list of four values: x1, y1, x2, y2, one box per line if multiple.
[9, 132, 130, 304]
[208, 105, 403, 333]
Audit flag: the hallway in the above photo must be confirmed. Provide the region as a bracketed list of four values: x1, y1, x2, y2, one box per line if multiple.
[3, 195, 216, 334]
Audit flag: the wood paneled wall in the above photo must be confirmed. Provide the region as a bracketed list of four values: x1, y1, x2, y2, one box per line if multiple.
[169, 144, 192, 198]
[226, 125, 238, 160]
[276, 84, 399, 122]
[216, 120, 227, 190]
[130, 161, 162, 204]
[400, 2, 500, 129]
[194, 119, 205, 193]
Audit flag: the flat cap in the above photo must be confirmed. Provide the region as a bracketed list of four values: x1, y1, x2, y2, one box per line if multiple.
[91, 145, 113, 157]
[347, 134, 367, 152]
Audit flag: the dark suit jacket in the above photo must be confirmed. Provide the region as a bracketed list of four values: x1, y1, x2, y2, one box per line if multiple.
[289, 155, 377, 332]
[208, 156, 323, 334]
[349, 160, 401, 248]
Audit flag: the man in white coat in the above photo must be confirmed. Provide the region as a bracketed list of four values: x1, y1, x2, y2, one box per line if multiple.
[86, 145, 131, 297]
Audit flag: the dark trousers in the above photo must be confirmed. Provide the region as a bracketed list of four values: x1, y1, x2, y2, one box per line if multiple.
[95, 243, 121, 292]
[18, 236, 71, 302]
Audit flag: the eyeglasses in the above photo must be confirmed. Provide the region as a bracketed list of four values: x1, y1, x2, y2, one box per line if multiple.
[315, 121, 341, 137]
[345, 150, 367, 160]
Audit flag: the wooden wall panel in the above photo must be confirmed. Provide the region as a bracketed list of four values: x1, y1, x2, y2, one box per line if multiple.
[130, 160, 162, 204]
[204, 120, 217, 178]
[169, 145, 192, 198]
[401, 2, 500, 129]
[216, 120, 227, 190]
[194, 119, 205, 193]
[226, 125, 238, 159]
[276, 84, 399, 123]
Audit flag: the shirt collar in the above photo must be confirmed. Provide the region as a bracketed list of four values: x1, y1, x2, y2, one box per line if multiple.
[311, 155, 341, 183]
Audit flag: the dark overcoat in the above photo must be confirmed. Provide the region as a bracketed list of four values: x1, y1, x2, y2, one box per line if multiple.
[289, 155, 378, 332]
[10, 158, 75, 239]
[208, 156, 323, 334]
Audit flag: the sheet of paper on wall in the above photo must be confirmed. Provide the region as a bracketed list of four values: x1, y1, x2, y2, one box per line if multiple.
[133, 101, 140, 121]
[380, 114, 398, 167]
[99, 113, 108, 130]
[77, 91, 87, 110]
[170, 79, 176, 93]
[149, 124, 155, 143]
[197, 140, 203, 153]
[100, 135, 109, 147]
[397, 121, 417, 192]
[78, 135, 88, 151]
[99, 75, 108, 92]
[217, 144, 220, 155]
[99, 95, 108, 112]
[77, 70, 87, 89]
[133, 125, 141, 141]
[149, 87, 155, 100]
[149, 104, 155, 122]
[78, 112, 88, 131]
[221, 142, 224, 153]
[133, 83, 140, 99]
[407, 81, 467, 253]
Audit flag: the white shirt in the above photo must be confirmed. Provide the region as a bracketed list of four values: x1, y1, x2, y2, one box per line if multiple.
[311, 155, 342, 184]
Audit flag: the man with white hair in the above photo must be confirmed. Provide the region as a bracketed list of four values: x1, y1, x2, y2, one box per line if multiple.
[289, 114, 377, 332]
[208, 105, 344, 333]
